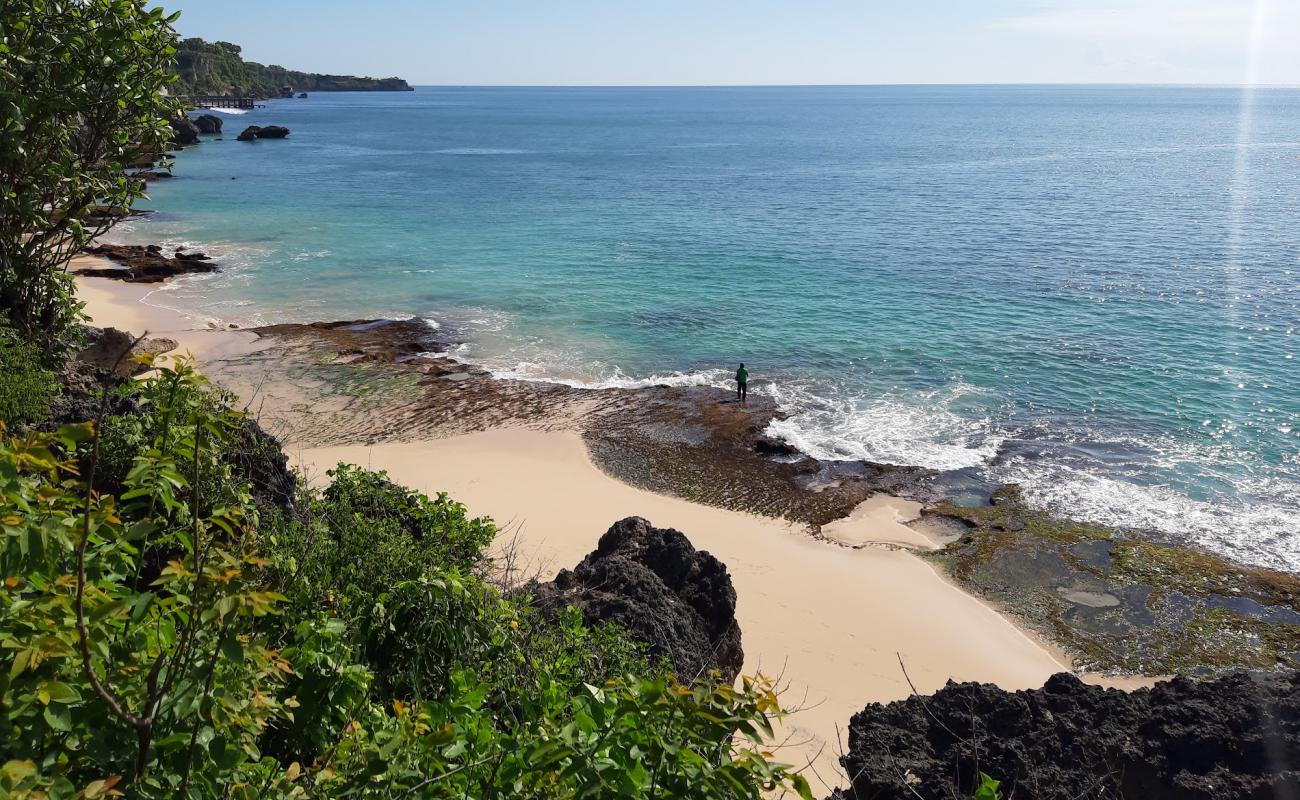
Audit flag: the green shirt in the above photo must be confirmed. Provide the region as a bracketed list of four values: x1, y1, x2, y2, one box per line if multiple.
[736, 367, 749, 383]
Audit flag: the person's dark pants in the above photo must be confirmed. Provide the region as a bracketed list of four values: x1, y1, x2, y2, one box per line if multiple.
[737, 381, 747, 402]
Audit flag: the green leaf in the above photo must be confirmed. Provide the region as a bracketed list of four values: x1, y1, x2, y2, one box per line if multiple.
[43, 704, 71, 732]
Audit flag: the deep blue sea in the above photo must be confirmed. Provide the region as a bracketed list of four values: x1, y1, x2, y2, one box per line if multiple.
[111, 86, 1299, 570]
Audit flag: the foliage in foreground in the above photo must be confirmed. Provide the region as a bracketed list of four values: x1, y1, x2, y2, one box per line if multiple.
[0, 361, 813, 799]
[0, 0, 179, 349]
[0, 321, 58, 427]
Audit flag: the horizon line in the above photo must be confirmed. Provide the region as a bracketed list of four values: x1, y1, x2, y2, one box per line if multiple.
[400, 81, 1300, 90]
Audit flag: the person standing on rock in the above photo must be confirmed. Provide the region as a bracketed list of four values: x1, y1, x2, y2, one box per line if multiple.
[735, 363, 749, 403]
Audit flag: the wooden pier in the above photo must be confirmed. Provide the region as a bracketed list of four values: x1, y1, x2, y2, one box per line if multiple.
[183, 96, 266, 110]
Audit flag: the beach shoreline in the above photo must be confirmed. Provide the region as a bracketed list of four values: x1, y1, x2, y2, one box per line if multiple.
[78, 265, 1300, 789]
[74, 271, 1105, 789]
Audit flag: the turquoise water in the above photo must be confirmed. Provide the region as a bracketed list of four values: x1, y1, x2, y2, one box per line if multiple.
[114, 86, 1299, 569]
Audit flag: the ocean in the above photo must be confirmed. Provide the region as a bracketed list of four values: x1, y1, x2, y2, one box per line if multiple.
[110, 85, 1299, 570]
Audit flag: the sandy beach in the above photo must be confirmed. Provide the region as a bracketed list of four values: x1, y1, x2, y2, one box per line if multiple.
[75, 271, 1133, 790]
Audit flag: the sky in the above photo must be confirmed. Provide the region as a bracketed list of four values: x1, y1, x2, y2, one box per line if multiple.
[168, 0, 1300, 86]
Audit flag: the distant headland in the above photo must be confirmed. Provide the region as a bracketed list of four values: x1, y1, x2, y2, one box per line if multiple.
[171, 37, 413, 98]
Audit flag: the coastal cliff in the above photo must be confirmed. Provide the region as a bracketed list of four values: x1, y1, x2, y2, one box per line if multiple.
[172, 37, 412, 97]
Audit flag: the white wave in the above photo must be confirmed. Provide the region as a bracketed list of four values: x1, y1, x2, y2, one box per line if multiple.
[763, 382, 1003, 472]
[197, 107, 249, 116]
[1001, 460, 1300, 573]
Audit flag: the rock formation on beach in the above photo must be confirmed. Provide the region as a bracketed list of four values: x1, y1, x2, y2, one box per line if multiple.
[77, 243, 218, 282]
[528, 517, 744, 683]
[75, 326, 177, 377]
[834, 670, 1300, 800]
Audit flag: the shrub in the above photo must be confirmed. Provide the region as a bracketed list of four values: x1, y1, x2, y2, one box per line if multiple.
[0, 324, 57, 427]
[0, 364, 813, 799]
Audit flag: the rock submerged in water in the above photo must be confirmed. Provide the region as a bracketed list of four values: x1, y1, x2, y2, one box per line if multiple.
[77, 243, 218, 283]
[835, 670, 1300, 800]
[237, 124, 290, 141]
[168, 115, 200, 145]
[193, 113, 222, 134]
[528, 517, 743, 683]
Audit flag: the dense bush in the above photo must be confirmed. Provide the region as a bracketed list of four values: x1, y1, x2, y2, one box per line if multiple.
[0, 362, 813, 799]
[0, 323, 58, 427]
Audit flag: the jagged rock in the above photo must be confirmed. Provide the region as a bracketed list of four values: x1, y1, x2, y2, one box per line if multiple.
[193, 113, 223, 134]
[168, 116, 200, 145]
[236, 125, 261, 142]
[77, 243, 218, 283]
[76, 326, 177, 376]
[255, 125, 290, 139]
[835, 670, 1300, 800]
[528, 517, 743, 683]
[298, 92, 308, 98]
[233, 417, 297, 511]
[131, 170, 174, 182]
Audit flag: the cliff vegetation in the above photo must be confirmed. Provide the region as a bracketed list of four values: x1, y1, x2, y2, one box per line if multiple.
[173, 38, 412, 97]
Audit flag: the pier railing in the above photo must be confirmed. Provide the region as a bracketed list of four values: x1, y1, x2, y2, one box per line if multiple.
[181, 96, 266, 110]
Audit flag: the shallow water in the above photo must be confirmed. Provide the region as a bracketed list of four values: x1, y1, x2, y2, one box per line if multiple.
[116, 85, 1300, 570]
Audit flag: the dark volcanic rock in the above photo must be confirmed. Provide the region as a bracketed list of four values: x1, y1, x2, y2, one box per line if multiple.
[233, 417, 297, 511]
[836, 670, 1300, 800]
[255, 125, 290, 139]
[529, 517, 743, 683]
[193, 113, 223, 134]
[169, 116, 200, 145]
[236, 125, 261, 141]
[298, 92, 308, 98]
[78, 244, 218, 283]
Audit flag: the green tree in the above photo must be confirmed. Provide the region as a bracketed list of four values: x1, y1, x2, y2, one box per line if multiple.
[0, 0, 180, 347]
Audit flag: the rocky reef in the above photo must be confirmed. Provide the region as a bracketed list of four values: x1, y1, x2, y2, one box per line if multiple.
[77, 243, 218, 282]
[835, 670, 1300, 800]
[528, 517, 743, 683]
[192, 316, 1300, 678]
[926, 487, 1300, 674]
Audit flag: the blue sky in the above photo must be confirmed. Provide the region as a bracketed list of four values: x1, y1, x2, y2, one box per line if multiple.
[169, 0, 1300, 86]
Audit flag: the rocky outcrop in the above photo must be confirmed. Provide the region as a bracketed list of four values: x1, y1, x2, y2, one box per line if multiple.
[528, 517, 743, 683]
[193, 113, 223, 134]
[298, 92, 308, 98]
[236, 124, 290, 141]
[168, 116, 200, 145]
[835, 670, 1300, 800]
[77, 243, 218, 283]
[75, 326, 177, 377]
